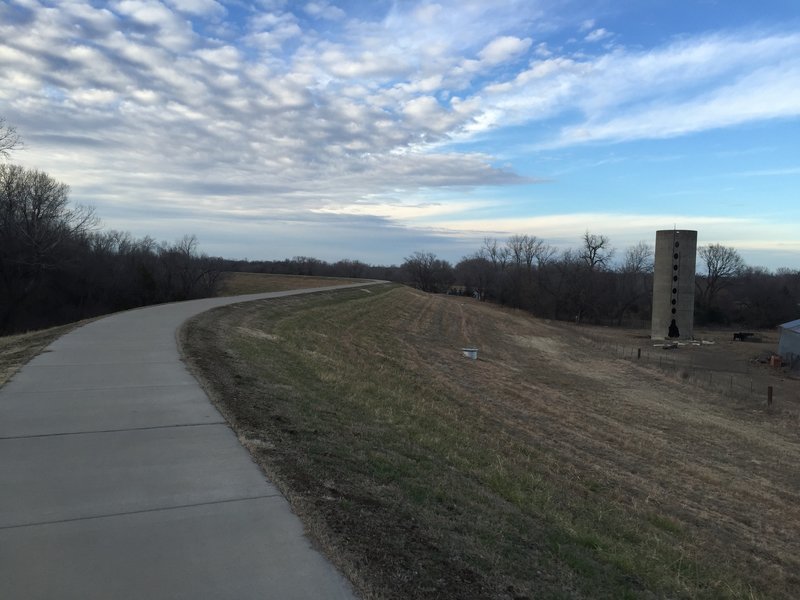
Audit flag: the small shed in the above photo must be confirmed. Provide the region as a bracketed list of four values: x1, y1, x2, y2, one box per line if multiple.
[777, 318, 800, 367]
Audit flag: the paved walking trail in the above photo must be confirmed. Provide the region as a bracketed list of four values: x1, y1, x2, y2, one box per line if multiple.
[0, 285, 374, 599]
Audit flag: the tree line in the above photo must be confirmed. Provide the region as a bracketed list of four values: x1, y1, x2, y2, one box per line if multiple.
[0, 161, 224, 334]
[225, 256, 400, 281]
[0, 118, 245, 335]
[400, 234, 800, 329]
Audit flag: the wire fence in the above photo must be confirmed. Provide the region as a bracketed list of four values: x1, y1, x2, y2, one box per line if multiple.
[586, 336, 788, 407]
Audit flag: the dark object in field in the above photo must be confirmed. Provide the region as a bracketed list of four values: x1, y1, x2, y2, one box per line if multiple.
[733, 332, 754, 341]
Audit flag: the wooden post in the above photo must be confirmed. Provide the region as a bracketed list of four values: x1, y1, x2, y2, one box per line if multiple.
[637, 348, 641, 359]
[768, 386, 773, 406]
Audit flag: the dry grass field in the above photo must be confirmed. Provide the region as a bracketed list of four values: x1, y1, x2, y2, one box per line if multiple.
[216, 271, 365, 295]
[181, 284, 800, 599]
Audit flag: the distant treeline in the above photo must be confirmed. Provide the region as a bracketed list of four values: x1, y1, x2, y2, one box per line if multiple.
[1, 164, 223, 334]
[226, 256, 401, 281]
[399, 235, 800, 330]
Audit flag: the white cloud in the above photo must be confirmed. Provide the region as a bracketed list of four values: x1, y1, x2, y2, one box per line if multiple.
[1, 1, 798, 265]
[411, 3, 444, 25]
[113, 0, 175, 27]
[478, 36, 532, 65]
[165, 0, 225, 18]
[461, 31, 800, 145]
[70, 88, 118, 105]
[61, 2, 120, 35]
[129, 88, 160, 104]
[314, 199, 483, 221]
[111, 0, 195, 51]
[402, 95, 441, 120]
[584, 27, 610, 43]
[318, 46, 405, 79]
[304, 1, 345, 21]
[732, 166, 800, 177]
[194, 45, 240, 70]
[0, 43, 43, 69]
[1, 70, 40, 95]
[552, 61, 800, 146]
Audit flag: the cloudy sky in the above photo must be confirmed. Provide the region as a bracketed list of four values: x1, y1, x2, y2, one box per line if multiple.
[1, 0, 799, 267]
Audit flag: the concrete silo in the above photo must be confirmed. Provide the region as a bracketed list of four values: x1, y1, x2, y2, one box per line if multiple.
[651, 230, 697, 340]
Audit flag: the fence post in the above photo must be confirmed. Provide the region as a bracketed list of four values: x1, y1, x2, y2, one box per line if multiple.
[768, 386, 773, 406]
[637, 348, 641, 359]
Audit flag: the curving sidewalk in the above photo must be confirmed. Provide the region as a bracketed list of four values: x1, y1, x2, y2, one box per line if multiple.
[0, 285, 375, 599]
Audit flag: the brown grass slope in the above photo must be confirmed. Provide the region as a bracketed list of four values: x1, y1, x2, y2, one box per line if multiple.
[217, 272, 365, 296]
[180, 284, 800, 600]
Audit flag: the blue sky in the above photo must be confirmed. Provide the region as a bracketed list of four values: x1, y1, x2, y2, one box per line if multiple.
[1, 0, 798, 268]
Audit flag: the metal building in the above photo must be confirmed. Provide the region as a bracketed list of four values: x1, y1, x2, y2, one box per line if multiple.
[778, 319, 800, 367]
[651, 229, 697, 340]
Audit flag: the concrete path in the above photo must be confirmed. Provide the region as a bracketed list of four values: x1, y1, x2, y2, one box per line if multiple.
[0, 285, 374, 599]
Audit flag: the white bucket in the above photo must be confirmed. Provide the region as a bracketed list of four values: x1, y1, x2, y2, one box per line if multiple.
[461, 347, 478, 360]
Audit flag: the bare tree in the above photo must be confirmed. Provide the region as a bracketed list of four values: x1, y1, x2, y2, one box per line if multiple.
[697, 243, 745, 310]
[0, 164, 96, 330]
[0, 117, 21, 160]
[455, 254, 494, 300]
[481, 237, 510, 271]
[157, 234, 223, 300]
[580, 231, 613, 271]
[506, 234, 548, 276]
[570, 232, 614, 322]
[621, 241, 654, 274]
[507, 235, 526, 270]
[0, 164, 96, 263]
[614, 241, 654, 325]
[500, 234, 550, 309]
[403, 251, 453, 293]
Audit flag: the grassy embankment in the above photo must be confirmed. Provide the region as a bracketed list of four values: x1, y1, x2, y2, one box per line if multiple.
[181, 283, 800, 599]
[216, 271, 365, 295]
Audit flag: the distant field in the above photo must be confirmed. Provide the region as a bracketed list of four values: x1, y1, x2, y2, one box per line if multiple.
[216, 271, 365, 296]
[181, 284, 800, 599]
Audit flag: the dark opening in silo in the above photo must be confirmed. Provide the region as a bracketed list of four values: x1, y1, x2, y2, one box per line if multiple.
[669, 319, 680, 338]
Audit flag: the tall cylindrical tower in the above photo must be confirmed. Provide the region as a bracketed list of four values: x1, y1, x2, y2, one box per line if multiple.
[651, 230, 697, 340]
